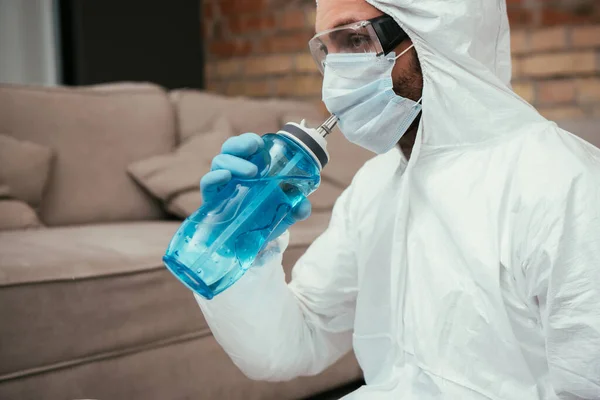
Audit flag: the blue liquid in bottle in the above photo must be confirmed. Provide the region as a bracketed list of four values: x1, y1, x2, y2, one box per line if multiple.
[163, 131, 325, 299]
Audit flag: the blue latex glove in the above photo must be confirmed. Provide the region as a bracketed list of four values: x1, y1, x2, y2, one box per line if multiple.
[200, 133, 311, 241]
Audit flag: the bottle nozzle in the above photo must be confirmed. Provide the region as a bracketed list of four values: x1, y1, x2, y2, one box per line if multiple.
[316, 114, 338, 138]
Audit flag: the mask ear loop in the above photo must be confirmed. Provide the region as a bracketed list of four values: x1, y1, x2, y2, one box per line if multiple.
[390, 44, 415, 60]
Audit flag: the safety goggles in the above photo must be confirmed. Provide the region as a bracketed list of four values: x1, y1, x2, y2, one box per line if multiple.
[308, 15, 409, 75]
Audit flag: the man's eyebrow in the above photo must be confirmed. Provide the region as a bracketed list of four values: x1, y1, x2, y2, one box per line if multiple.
[316, 17, 361, 35]
[332, 18, 360, 29]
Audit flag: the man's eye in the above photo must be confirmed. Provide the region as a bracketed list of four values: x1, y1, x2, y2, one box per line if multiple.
[345, 33, 370, 51]
[319, 41, 328, 55]
[350, 34, 364, 48]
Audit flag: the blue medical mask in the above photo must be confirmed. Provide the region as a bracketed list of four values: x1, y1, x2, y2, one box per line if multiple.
[322, 46, 422, 154]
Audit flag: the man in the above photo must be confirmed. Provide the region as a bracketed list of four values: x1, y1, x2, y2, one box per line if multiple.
[196, 0, 600, 398]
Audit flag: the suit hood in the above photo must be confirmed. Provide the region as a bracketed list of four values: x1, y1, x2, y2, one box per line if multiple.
[366, 0, 549, 147]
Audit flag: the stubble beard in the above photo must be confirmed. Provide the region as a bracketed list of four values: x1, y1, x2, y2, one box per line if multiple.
[393, 48, 423, 159]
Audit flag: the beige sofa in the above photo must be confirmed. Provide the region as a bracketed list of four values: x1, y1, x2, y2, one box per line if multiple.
[1, 83, 598, 400]
[0, 83, 372, 400]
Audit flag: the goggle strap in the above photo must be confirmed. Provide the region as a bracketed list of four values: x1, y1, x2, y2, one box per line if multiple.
[369, 15, 410, 55]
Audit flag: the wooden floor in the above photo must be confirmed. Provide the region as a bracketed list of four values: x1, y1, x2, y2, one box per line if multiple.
[302, 380, 365, 400]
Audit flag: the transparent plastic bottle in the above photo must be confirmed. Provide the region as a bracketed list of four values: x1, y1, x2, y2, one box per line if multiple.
[163, 117, 337, 299]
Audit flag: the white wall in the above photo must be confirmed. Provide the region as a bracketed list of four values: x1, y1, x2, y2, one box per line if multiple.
[0, 0, 59, 85]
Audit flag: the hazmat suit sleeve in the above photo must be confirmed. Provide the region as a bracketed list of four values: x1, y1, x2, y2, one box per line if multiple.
[523, 156, 600, 399]
[194, 181, 359, 382]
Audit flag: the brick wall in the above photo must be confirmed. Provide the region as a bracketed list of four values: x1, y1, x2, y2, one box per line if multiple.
[203, 0, 321, 100]
[203, 0, 600, 120]
[512, 25, 600, 119]
[507, 0, 600, 26]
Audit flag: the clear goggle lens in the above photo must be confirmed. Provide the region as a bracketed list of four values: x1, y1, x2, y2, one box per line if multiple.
[309, 21, 385, 76]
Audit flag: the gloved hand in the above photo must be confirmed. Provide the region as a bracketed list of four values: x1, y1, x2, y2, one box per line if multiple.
[200, 133, 312, 242]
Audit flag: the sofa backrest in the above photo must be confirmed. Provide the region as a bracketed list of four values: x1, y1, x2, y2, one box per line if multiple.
[169, 90, 325, 142]
[169, 89, 375, 188]
[0, 83, 175, 226]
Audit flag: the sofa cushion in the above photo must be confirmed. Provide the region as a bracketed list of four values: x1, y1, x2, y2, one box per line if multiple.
[155, 176, 343, 219]
[0, 133, 54, 208]
[0, 216, 331, 382]
[170, 90, 325, 143]
[165, 179, 343, 218]
[166, 190, 202, 218]
[164, 196, 332, 248]
[0, 222, 210, 380]
[0, 199, 44, 231]
[128, 118, 233, 218]
[0, 222, 183, 286]
[0, 83, 176, 226]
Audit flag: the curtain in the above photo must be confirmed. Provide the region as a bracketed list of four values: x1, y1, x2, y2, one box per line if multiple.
[0, 0, 59, 85]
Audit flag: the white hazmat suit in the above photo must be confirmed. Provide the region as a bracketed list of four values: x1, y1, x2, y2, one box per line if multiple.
[196, 0, 600, 398]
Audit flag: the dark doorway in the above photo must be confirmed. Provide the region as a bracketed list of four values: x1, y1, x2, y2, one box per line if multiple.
[58, 0, 204, 89]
